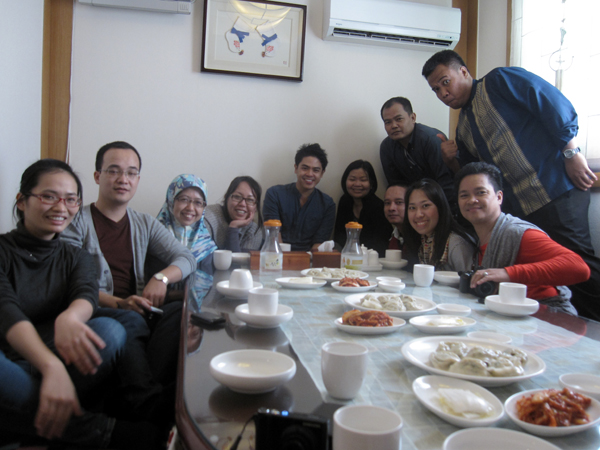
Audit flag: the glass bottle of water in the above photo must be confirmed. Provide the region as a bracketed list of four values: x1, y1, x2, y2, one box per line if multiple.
[260, 220, 283, 273]
[340, 222, 364, 270]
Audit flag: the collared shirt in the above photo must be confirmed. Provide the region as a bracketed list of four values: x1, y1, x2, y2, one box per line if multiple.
[262, 183, 336, 251]
[455, 67, 578, 217]
[380, 123, 456, 207]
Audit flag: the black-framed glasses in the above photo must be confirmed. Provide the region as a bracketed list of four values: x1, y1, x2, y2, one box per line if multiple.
[101, 168, 140, 180]
[30, 193, 82, 208]
[230, 193, 256, 206]
[175, 196, 207, 208]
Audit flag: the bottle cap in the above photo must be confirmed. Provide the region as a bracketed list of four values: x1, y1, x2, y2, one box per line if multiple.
[345, 221, 363, 229]
[264, 220, 282, 227]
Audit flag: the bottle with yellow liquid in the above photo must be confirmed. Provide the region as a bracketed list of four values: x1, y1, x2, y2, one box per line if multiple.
[340, 222, 363, 270]
[260, 220, 283, 273]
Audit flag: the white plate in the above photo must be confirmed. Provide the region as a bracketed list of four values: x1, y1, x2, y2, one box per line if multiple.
[434, 271, 460, 286]
[559, 373, 600, 400]
[505, 388, 600, 437]
[234, 304, 294, 329]
[344, 293, 437, 319]
[275, 277, 327, 289]
[379, 258, 408, 270]
[300, 268, 369, 282]
[467, 331, 512, 344]
[232, 252, 251, 265]
[210, 349, 296, 394]
[409, 315, 476, 334]
[216, 280, 263, 299]
[436, 303, 471, 316]
[412, 375, 504, 428]
[485, 295, 539, 317]
[331, 280, 377, 293]
[443, 428, 562, 450]
[334, 316, 406, 335]
[401, 336, 546, 387]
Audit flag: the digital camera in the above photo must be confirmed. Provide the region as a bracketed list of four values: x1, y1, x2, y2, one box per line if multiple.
[458, 270, 497, 298]
[255, 407, 330, 450]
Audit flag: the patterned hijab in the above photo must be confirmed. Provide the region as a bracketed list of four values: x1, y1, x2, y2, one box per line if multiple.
[157, 174, 217, 263]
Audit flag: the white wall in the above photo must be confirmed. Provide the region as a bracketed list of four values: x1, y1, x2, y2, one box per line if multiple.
[477, 0, 508, 75]
[68, 0, 454, 216]
[0, 1, 44, 232]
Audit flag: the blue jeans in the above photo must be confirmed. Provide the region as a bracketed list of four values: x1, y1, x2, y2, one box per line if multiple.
[0, 317, 126, 448]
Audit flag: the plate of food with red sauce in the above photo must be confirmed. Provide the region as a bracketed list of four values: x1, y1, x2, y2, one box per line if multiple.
[334, 309, 406, 335]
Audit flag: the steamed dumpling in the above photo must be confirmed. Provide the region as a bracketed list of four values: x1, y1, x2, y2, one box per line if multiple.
[430, 350, 461, 370]
[487, 356, 524, 377]
[437, 341, 469, 358]
[448, 357, 490, 377]
[466, 346, 499, 363]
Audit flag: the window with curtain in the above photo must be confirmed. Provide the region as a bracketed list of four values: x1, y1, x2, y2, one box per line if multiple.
[511, 0, 600, 159]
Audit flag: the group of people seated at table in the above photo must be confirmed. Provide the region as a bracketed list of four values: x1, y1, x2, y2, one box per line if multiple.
[1, 49, 598, 449]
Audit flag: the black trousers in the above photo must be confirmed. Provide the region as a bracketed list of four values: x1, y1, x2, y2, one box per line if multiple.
[522, 188, 600, 321]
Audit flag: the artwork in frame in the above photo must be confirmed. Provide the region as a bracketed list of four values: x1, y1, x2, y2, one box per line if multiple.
[201, 0, 307, 81]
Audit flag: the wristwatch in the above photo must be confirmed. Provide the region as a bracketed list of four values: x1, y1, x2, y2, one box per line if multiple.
[153, 272, 169, 285]
[562, 147, 580, 159]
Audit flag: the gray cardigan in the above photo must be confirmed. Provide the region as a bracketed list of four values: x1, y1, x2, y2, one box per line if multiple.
[61, 205, 196, 296]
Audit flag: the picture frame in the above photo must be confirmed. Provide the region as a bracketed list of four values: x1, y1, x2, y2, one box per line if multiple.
[201, 0, 307, 82]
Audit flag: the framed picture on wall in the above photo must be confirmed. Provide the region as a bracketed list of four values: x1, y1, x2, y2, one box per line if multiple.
[201, 0, 307, 81]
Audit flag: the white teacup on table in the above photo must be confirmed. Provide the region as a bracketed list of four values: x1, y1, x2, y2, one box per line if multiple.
[385, 249, 402, 262]
[321, 342, 368, 400]
[499, 282, 527, 304]
[413, 264, 434, 287]
[248, 288, 279, 315]
[229, 268, 253, 289]
[333, 405, 403, 450]
[213, 249, 233, 270]
[280, 243, 291, 252]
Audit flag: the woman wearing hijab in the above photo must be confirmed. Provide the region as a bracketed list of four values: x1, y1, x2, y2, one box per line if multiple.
[156, 174, 218, 273]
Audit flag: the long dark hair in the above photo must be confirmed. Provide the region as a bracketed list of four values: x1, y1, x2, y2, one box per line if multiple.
[222, 176, 263, 227]
[341, 160, 378, 197]
[402, 179, 471, 268]
[14, 159, 83, 222]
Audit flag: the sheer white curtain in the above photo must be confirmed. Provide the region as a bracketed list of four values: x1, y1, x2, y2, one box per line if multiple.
[511, 0, 600, 158]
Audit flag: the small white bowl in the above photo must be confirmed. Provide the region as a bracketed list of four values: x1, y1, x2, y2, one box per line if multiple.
[505, 388, 600, 437]
[467, 331, 512, 344]
[378, 280, 406, 293]
[559, 373, 600, 400]
[485, 295, 539, 317]
[433, 271, 460, 286]
[216, 280, 263, 299]
[376, 276, 402, 283]
[210, 349, 296, 394]
[436, 303, 471, 316]
[234, 304, 294, 329]
[443, 428, 562, 450]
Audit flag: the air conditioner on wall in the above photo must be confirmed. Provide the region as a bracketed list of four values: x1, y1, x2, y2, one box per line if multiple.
[78, 0, 191, 15]
[323, 0, 461, 52]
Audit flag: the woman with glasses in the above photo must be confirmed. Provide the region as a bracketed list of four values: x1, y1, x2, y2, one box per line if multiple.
[156, 174, 217, 271]
[403, 179, 475, 271]
[204, 176, 265, 252]
[0, 159, 161, 449]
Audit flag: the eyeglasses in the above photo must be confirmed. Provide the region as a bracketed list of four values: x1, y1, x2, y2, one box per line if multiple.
[230, 193, 256, 206]
[30, 193, 82, 208]
[101, 168, 140, 180]
[175, 196, 207, 208]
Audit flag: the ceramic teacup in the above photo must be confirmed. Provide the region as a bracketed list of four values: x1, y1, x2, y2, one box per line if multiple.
[321, 342, 368, 400]
[333, 405, 403, 450]
[213, 250, 233, 271]
[385, 249, 402, 262]
[248, 288, 279, 315]
[499, 282, 527, 304]
[279, 243, 292, 252]
[413, 264, 434, 287]
[229, 269, 253, 289]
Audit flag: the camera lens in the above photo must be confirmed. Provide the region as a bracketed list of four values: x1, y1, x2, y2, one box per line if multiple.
[280, 425, 318, 450]
[474, 281, 497, 298]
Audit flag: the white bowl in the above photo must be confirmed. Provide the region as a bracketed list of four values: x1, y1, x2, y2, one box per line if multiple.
[401, 336, 546, 387]
[234, 304, 294, 329]
[409, 315, 476, 334]
[433, 271, 460, 286]
[210, 349, 296, 394]
[376, 276, 401, 283]
[331, 280, 377, 293]
[412, 375, 504, 428]
[559, 373, 600, 400]
[436, 303, 471, 316]
[379, 258, 408, 270]
[378, 281, 406, 293]
[216, 280, 263, 299]
[443, 428, 562, 450]
[485, 295, 539, 317]
[505, 388, 600, 437]
[467, 331, 512, 344]
[232, 252, 251, 265]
